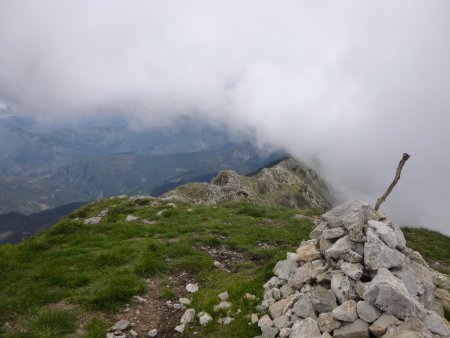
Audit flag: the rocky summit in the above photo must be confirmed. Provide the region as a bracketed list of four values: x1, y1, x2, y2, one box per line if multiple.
[163, 158, 331, 212]
[255, 200, 450, 338]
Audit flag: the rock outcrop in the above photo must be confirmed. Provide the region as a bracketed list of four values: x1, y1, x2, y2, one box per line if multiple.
[256, 200, 450, 338]
[162, 158, 331, 211]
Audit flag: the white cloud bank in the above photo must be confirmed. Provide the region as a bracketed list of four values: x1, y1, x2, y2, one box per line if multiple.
[0, 0, 449, 233]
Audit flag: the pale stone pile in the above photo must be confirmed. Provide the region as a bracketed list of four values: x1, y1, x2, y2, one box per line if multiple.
[255, 200, 450, 338]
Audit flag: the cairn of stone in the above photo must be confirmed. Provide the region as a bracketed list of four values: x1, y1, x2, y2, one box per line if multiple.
[255, 200, 450, 338]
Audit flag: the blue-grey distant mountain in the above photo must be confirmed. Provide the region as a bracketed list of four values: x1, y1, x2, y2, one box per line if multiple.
[0, 117, 231, 175]
[0, 202, 86, 244]
[0, 142, 284, 214]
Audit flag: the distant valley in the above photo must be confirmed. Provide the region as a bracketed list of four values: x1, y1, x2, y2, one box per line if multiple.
[0, 116, 285, 243]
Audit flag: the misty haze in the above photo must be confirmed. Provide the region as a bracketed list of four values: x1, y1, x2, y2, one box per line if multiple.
[1, 1, 450, 338]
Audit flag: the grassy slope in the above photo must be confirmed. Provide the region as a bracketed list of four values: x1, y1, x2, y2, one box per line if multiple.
[402, 227, 450, 274]
[0, 198, 317, 337]
[1, 198, 449, 338]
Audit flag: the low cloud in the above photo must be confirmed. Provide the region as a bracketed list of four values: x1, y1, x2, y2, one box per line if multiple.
[0, 0, 449, 233]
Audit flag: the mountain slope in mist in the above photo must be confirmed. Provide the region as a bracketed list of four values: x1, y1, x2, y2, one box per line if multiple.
[0, 143, 284, 214]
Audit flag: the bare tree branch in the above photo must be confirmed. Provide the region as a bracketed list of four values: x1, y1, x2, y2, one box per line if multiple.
[374, 153, 411, 211]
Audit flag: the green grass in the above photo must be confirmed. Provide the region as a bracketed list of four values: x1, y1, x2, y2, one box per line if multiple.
[402, 227, 450, 274]
[0, 199, 314, 337]
[2, 197, 448, 337]
[1, 309, 78, 338]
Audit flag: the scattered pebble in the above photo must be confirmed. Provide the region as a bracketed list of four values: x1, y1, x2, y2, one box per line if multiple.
[198, 312, 213, 326]
[174, 324, 185, 333]
[179, 298, 191, 305]
[213, 301, 231, 312]
[218, 291, 229, 301]
[125, 215, 139, 222]
[84, 217, 101, 225]
[245, 293, 256, 300]
[111, 319, 130, 331]
[186, 283, 199, 293]
[148, 329, 158, 337]
[157, 209, 167, 216]
[251, 313, 259, 324]
[219, 316, 234, 325]
[173, 303, 184, 310]
[133, 295, 146, 303]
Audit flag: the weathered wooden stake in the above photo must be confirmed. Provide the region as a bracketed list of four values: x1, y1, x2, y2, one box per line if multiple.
[374, 153, 411, 211]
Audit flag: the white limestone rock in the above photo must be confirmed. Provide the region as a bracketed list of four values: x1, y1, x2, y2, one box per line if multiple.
[364, 228, 404, 270]
[174, 324, 185, 333]
[289, 318, 322, 338]
[148, 329, 158, 337]
[292, 293, 316, 319]
[273, 315, 291, 330]
[111, 319, 130, 331]
[368, 313, 402, 337]
[288, 262, 321, 289]
[332, 300, 358, 322]
[218, 291, 229, 301]
[325, 236, 356, 260]
[367, 220, 397, 248]
[334, 319, 369, 338]
[198, 311, 212, 326]
[273, 259, 297, 281]
[322, 227, 346, 239]
[317, 312, 341, 333]
[322, 200, 376, 228]
[356, 300, 382, 323]
[423, 310, 450, 336]
[213, 301, 231, 312]
[258, 314, 273, 328]
[268, 298, 291, 318]
[310, 221, 327, 239]
[341, 262, 364, 281]
[296, 240, 320, 262]
[185, 283, 199, 293]
[363, 268, 427, 319]
[125, 215, 139, 222]
[180, 308, 195, 325]
[331, 271, 358, 303]
[84, 217, 102, 225]
[311, 285, 338, 314]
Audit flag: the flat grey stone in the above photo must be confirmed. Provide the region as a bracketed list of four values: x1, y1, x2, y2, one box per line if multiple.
[111, 319, 130, 331]
[368, 313, 402, 337]
[332, 300, 358, 322]
[334, 319, 369, 338]
[356, 300, 382, 323]
[341, 262, 363, 280]
[273, 315, 291, 329]
[325, 236, 356, 260]
[423, 310, 450, 336]
[288, 262, 321, 289]
[364, 228, 404, 270]
[322, 200, 375, 228]
[311, 285, 337, 313]
[322, 227, 346, 239]
[273, 259, 297, 281]
[367, 220, 397, 248]
[363, 268, 426, 319]
[331, 270, 358, 303]
[292, 293, 315, 319]
[317, 312, 341, 333]
[290, 318, 322, 338]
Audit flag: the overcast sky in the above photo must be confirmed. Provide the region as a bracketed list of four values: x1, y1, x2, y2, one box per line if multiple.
[0, 0, 449, 233]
